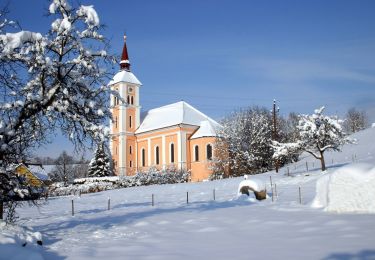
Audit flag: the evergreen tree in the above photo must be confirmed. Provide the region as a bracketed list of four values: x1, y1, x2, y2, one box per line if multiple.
[88, 143, 112, 177]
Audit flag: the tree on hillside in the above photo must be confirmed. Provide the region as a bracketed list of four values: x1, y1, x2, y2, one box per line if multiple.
[273, 107, 352, 171]
[88, 142, 112, 177]
[0, 0, 115, 219]
[343, 107, 369, 133]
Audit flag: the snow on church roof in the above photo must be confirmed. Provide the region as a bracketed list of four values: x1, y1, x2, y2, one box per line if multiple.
[190, 120, 219, 139]
[135, 101, 220, 134]
[108, 70, 142, 86]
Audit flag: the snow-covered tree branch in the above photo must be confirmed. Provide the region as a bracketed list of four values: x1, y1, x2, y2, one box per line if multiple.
[273, 107, 353, 171]
[0, 0, 115, 219]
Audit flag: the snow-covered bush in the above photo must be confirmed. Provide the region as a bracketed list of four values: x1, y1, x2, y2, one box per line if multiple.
[48, 169, 189, 197]
[237, 176, 267, 200]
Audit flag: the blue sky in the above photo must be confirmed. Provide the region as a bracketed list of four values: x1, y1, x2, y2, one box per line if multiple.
[5, 0, 375, 157]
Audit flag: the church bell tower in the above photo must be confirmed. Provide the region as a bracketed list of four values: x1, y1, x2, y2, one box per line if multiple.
[109, 36, 142, 176]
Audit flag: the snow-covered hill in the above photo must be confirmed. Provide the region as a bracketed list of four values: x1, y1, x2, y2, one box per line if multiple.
[2, 128, 375, 260]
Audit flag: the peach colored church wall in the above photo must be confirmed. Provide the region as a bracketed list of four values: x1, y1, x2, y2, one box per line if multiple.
[189, 137, 216, 182]
[137, 139, 148, 172]
[126, 136, 137, 176]
[165, 134, 178, 168]
[111, 136, 119, 175]
[150, 137, 162, 170]
[126, 107, 136, 132]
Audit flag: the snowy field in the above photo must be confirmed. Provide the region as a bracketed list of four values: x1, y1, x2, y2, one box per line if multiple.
[2, 127, 375, 260]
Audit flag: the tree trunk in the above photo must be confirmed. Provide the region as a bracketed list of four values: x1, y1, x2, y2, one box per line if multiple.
[0, 201, 3, 220]
[320, 151, 326, 171]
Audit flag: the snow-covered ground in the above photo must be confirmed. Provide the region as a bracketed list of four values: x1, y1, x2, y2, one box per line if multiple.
[2, 127, 375, 260]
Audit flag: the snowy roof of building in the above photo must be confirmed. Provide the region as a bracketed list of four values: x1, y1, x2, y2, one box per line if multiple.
[109, 70, 142, 86]
[190, 120, 219, 139]
[135, 101, 219, 134]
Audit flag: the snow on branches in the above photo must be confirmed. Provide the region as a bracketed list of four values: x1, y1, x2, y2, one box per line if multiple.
[273, 106, 353, 171]
[87, 142, 112, 178]
[0, 0, 115, 167]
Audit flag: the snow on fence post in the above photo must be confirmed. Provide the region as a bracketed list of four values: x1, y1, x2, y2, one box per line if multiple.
[107, 197, 110, 211]
[186, 192, 189, 204]
[306, 162, 309, 172]
[299, 186, 302, 204]
[71, 200, 74, 216]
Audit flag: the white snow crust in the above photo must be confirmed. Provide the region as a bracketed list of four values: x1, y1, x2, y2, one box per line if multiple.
[190, 120, 219, 139]
[109, 70, 142, 86]
[312, 163, 375, 213]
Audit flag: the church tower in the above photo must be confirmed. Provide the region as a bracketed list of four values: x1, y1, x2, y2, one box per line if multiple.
[109, 36, 142, 176]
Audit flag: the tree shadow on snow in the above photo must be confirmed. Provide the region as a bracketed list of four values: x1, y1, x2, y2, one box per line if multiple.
[33, 197, 256, 235]
[322, 249, 375, 260]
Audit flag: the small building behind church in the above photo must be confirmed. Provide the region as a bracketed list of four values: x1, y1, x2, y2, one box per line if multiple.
[109, 36, 220, 182]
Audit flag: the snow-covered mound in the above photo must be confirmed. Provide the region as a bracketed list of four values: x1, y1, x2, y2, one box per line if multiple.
[311, 163, 375, 213]
[237, 178, 265, 194]
[0, 221, 43, 260]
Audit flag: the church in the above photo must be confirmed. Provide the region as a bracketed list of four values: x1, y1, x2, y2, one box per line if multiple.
[109, 36, 220, 182]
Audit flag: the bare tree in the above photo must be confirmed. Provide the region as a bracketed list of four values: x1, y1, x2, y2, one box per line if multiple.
[344, 107, 369, 133]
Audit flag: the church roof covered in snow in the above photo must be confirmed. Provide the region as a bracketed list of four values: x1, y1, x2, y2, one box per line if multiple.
[135, 101, 220, 134]
[190, 120, 219, 139]
[108, 70, 142, 86]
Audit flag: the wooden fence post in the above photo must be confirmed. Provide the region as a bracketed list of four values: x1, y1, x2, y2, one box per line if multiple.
[152, 194, 154, 206]
[287, 167, 290, 176]
[306, 162, 309, 172]
[213, 189, 216, 201]
[186, 192, 189, 204]
[274, 184, 277, 198]
[299, 186, 302, 204]
[71, 200, 74, 216]
[107, 197, 110, 211]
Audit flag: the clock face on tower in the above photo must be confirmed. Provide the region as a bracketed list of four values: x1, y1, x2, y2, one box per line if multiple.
[128, 86, 133, 93]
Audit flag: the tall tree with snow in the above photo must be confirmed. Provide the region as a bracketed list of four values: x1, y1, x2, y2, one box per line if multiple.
[87, 142, 112, 177]
[0, 0, 115, 219]
[214, 107, 274, 176]
[273, 107, 351, 171]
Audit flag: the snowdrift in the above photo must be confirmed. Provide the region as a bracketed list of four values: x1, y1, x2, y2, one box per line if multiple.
[0, 221, 43, 260]
[311, 163, 375, 213]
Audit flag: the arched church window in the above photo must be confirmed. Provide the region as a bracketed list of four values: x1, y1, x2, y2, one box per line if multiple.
[206, 144, 213, 160]
[194, 145, 199, 162]
[131, 96, 134, 105]
[170, 143, 175, 163]
[127, 95, 130, 104]
[129, 116, 132, 128]
[129, 145, 132, 154]
[155, 146, 160, 165]
[141, 149, 145, 167]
